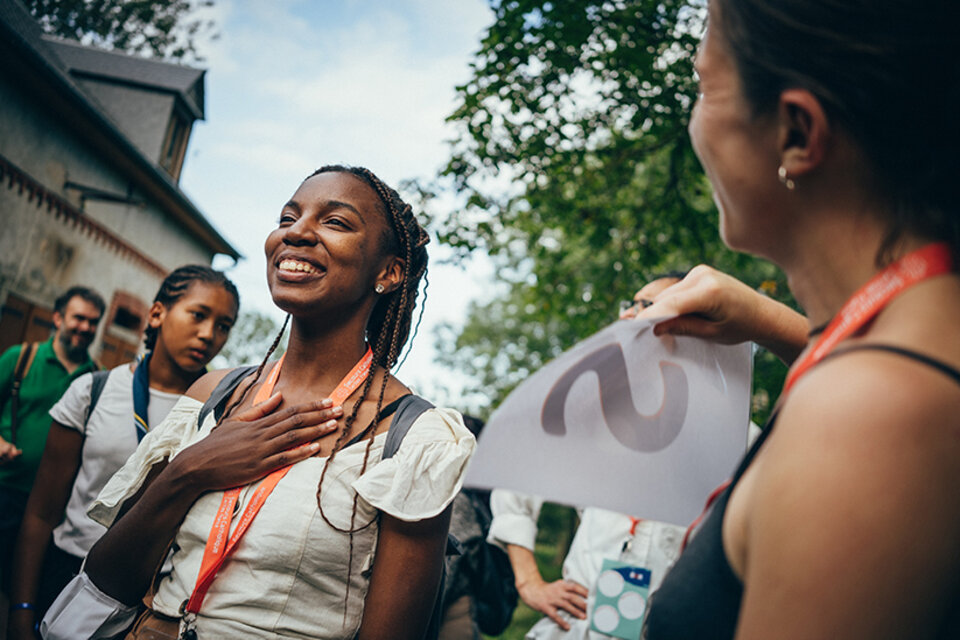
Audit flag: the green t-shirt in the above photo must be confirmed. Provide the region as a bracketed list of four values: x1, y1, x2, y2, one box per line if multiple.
[0, 337, 98, 494]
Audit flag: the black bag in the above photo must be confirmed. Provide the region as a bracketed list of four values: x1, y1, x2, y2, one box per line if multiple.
[462, 489, 519, 636]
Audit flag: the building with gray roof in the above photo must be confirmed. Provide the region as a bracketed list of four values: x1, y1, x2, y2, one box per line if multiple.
[0, 0, 240, 366]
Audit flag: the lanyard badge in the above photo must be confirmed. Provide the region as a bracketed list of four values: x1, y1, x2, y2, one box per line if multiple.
[590, 559, 651, 639]
[588, 517, 651, 639]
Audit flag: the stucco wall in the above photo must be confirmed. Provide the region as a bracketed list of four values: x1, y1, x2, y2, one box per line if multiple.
[0, 60, 216, 353]
[0, 185, 165, 313]
[0, 66, 213, 268]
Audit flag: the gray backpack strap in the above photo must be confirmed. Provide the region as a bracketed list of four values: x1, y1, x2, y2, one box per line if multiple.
[83, 370, 111, 427]
[378, 395, 460, 552]
[381, 395, 435, 460]
[375, 394, 452, 640]
[198, 365, 259, 428]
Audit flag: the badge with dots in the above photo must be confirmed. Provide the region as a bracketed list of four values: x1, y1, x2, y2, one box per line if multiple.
[589, 559, 651, 639]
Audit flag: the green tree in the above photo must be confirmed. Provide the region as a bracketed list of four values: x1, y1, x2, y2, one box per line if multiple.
[433, 0, 794, 423]
[211, 309, 286, 369]
[26, 0, 216, 62]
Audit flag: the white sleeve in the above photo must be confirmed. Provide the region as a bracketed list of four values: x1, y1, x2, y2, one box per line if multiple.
[87, 396, 204, 528]
[48, 372, 95, 433]
[40, 571, 139, 640]
[353, 408, 476, 522]
[488, 489, 543, 551]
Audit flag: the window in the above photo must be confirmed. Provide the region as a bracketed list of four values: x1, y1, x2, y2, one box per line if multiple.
[159, 113, 191, 180]
[99, 291, 146, 368]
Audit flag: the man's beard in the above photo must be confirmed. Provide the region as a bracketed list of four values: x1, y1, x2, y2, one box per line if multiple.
[59, 330, 92, 362]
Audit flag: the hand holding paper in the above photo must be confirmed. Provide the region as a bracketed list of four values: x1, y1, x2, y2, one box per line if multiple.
[465, 316, 752, 525]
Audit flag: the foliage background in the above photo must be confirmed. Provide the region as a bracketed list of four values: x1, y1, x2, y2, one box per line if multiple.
[430, 1, 800, 635]
[430, 0, 795, 425]
[26, 0, 216, 61]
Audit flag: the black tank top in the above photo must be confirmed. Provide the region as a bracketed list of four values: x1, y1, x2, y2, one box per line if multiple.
[643, 344, 960, 640]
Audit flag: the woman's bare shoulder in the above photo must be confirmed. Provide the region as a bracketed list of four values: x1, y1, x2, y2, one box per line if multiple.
[736, 353, 960, 637]
[778, 345, 960, 461]
[185, 368, 238, 402]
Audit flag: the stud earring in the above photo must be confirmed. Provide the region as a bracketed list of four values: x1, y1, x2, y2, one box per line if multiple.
[375, 283, 385, 294]
[778, 166, 796, 190]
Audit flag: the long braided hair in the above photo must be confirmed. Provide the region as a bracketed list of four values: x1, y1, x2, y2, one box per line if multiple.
[214, 165, 429, 609]
[305, 165, 429, 531]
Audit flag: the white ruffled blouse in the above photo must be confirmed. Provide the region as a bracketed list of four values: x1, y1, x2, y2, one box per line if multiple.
[89, 396, 476, 639]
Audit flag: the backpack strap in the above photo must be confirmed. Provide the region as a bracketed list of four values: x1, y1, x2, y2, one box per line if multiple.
[13, 342, 38, 383]
[83, 370, 111, 428]
[381, 394, 435, 460]
[375, 395, 461, 640]
[198, 365, 259, 428]
[379, 396, 460, 552]
[8, 342, 38, 445]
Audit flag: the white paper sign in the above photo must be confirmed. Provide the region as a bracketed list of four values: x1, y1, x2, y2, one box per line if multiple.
[464, 317, 753, 525]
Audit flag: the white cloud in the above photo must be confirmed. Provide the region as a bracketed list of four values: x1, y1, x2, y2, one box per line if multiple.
[180, 0, 495, 402]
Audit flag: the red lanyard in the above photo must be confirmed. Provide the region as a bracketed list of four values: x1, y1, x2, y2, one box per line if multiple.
[783, 241, 952, 393]
[184, 347, 373, 616]
[681, 242, 953, 551]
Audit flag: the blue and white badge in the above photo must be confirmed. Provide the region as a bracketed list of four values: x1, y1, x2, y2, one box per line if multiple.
[589, 559, 651, 639]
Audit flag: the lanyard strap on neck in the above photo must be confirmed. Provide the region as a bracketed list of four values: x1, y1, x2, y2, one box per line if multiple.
[784, 242, 952, 393]
[681, 242, 953, 553]
[132, 353, 152, 442]
[184, 346, 373, 616]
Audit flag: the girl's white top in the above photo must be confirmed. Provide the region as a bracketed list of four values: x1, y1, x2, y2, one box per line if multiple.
[49, 365, 180, 557]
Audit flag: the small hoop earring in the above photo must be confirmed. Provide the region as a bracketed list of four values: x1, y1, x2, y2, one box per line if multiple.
[778, 166, 796, 190]
[375, 283, 385, 294]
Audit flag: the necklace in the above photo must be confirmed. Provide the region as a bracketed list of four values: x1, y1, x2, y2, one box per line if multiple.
[806, 321, 829, 338]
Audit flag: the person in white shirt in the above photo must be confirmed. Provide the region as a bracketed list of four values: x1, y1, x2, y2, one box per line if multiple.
[7, 265, 238, 639]
[490, 490, 685, 639]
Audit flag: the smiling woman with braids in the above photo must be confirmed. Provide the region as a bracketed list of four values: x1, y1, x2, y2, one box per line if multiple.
[44, 166, 476, 639]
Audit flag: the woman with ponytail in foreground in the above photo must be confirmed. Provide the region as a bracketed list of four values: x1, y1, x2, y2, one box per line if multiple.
[632, 1, 960, 638]
[45, 166, 475, 639]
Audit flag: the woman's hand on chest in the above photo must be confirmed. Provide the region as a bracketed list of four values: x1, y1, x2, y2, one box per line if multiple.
[169, 392, 342, 493]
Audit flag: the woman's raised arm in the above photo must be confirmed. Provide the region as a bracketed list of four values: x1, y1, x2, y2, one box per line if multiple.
[630, 265, 810, 365]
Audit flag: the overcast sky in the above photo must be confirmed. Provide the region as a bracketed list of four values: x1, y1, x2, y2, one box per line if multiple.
[178, 0, 495, 404]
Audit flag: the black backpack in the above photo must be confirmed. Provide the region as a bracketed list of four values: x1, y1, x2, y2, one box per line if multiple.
[459, 488, 519, 636]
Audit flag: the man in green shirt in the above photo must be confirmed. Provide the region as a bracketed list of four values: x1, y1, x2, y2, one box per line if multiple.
[0, 286, 104, 592]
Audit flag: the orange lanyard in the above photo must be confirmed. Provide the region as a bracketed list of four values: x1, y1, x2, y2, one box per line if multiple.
[184, 347, 373, 616]
[783, 241, 952, 393]
[681, 242, 953, 551]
